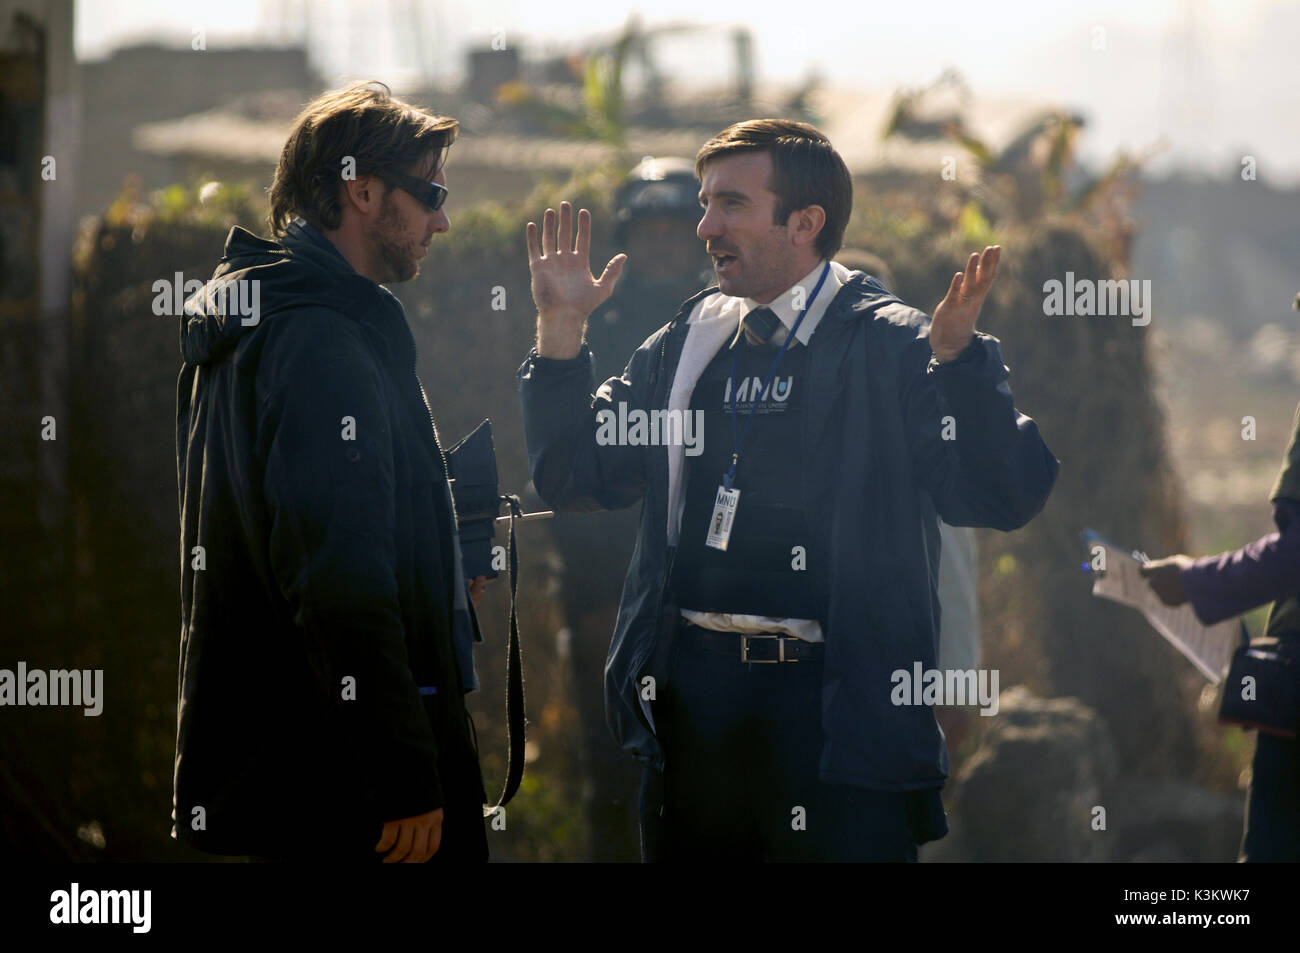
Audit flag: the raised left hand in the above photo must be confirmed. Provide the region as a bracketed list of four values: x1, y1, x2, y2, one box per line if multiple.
[931, 245, 1001, 362]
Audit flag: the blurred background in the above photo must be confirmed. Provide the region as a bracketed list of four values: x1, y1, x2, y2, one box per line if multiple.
[2, 0, 1298, 861]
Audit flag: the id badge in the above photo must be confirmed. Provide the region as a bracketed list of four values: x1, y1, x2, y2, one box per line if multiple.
[705, 486, 741, 551]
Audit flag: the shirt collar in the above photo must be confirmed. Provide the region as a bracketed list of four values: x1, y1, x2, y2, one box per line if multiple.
[737, 259, 842, 346]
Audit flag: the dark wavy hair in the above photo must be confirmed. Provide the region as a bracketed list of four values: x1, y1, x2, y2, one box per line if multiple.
[695, 119, 852, 259]
[268, 81, 458, 236]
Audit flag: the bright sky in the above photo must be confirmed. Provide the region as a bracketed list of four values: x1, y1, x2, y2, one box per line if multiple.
[74, 0, 1300, 184]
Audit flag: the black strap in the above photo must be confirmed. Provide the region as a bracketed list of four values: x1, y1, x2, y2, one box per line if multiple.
[484, 493, 526, 816]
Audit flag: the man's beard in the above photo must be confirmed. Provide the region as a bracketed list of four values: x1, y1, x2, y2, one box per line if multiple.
[367, 193, 419, 283]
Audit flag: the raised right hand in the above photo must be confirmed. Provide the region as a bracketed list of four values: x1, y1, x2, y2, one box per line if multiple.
[374, 807, 443, 863]
[526, 201, 626, 359]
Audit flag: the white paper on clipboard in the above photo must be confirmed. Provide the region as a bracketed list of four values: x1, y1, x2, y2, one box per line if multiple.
[1082, 529, 1238, 684]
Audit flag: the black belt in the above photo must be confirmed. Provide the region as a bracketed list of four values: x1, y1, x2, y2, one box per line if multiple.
[681, 621, 824, 663]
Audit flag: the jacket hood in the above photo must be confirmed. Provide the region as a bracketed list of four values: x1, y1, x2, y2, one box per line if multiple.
[178, 226, 367, 367]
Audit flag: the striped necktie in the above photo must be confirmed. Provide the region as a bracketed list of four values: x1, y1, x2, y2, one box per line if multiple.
[742, 306, 781, 346]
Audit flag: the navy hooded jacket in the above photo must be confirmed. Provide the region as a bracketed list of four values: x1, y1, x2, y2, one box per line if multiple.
[518, 272, 1058, 791]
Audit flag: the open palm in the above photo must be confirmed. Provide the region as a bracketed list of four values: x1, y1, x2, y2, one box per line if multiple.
[526, 201, 626, 325]
[931, 245, 1001, 362]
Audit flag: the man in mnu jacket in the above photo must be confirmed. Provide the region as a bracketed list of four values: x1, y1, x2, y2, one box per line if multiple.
[518, 119, 1059, 861]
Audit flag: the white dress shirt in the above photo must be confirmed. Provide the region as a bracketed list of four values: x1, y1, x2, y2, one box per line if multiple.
[671, 259, 849, 642]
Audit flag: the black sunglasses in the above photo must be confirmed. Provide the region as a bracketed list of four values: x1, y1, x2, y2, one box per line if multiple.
[381, 169, 448, 213]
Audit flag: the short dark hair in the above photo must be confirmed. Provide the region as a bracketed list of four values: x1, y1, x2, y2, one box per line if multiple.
[695, 119, 852, 259]
[268, 81, 458, 236]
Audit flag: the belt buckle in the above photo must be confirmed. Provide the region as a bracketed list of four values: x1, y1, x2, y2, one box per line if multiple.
[741, 634, 784, 664]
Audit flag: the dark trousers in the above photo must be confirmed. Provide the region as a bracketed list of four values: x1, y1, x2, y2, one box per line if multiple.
[641, 628, 945, 862]
[1241, 731, 1300, 862]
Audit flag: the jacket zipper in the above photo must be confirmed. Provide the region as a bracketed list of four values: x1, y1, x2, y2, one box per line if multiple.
[412, 352, 438, 446]
[649, 316, 677, 625]
[636, 318, 681, 741]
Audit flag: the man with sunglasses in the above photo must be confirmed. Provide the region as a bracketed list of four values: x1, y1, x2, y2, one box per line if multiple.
[174, 81, 489, 863]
